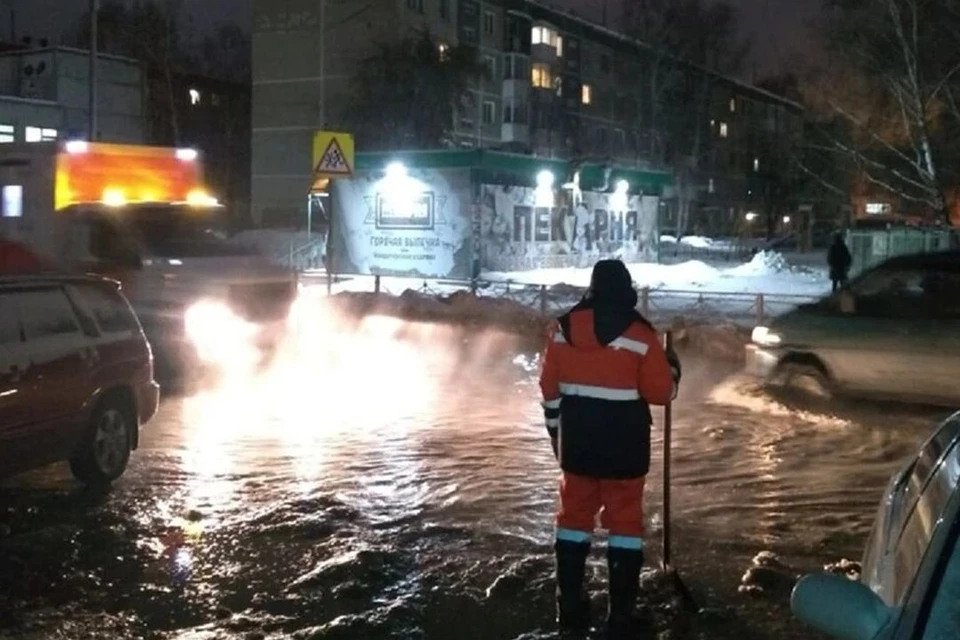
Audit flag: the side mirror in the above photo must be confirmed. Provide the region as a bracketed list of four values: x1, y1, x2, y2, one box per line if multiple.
[791, 573, 893, 640]
[838, 290, 856, 314]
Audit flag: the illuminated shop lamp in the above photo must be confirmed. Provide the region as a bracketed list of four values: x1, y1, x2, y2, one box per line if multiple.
[611, 179, 630, 211]
[176, 148, 199, 161]
[535, 170, 556, 207]
[386, 161, 407, 180]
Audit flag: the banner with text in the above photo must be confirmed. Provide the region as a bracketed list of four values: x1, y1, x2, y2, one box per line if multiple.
[479, 185, 659, 272]
[330, 169, 473, 278]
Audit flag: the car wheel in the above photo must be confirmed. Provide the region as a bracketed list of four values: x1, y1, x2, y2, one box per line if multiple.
[777, 362, 834, 399]
[70, 396, 134, 485]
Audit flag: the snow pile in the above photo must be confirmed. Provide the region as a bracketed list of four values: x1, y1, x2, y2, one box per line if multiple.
[660, 234, 678, 244]
[484, 260, 723, 291]
[483, 253, 830, 298]
[230, 229, 326, 271]
[679, 235, 714, 249]
[723, 250, 791, 277]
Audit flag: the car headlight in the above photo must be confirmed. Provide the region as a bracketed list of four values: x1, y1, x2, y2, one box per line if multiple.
[751, 326, 782, 347]
[184, 300, 258, 366]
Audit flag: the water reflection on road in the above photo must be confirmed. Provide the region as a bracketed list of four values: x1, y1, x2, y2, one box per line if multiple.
[0, 312, 950, 639]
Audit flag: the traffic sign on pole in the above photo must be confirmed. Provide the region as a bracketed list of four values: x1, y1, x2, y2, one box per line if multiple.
[312, 131, 354, 186]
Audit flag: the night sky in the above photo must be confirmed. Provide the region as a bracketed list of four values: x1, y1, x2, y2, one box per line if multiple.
[1, 0, 816, 79]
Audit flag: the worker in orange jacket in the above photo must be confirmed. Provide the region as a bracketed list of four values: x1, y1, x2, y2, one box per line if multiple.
[540, 259, 681, 638]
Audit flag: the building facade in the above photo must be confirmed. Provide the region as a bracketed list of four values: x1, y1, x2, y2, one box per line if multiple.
[0, 46, 144, 144]
[148, 72, 252, 224]
[252, 0, 802, 232]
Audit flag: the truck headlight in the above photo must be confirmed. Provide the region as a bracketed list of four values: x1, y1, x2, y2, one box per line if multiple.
[751, 326, 782, 347]
[184, 300, 258, 367]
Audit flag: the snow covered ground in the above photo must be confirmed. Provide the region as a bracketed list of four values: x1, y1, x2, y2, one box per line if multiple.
[300, 251, 831, 327]
[484, 250, 829, 297]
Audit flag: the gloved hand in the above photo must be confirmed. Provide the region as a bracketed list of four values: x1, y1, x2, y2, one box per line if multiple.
[543, 401, 560, 460]
[666, 347, 681, 400]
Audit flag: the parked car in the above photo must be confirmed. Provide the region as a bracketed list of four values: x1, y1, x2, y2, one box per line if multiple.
[792, 411, 960, 640]
[745, 250, 960, 405]
[0, 274, 160, 484]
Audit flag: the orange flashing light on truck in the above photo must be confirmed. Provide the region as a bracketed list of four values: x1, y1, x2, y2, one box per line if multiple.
[0, 141, 297, 379]
[54, 141, 218, 211]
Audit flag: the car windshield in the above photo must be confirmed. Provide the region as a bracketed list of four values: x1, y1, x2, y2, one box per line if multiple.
[838, 264, 960, 318]
[121, 205, 251, 258]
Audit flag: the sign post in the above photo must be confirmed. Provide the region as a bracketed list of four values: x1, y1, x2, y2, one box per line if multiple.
[310, 131, 354, 293]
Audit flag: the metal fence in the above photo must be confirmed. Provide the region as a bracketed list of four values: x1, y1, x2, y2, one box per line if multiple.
[846, 228, 957, 276]
[304, 273, 819, 328]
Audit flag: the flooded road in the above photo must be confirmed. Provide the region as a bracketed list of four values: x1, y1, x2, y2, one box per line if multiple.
[0, 313, 951, 639]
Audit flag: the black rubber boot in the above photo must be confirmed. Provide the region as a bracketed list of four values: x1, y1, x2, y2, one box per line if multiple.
[555, 539, 592, 634]
[606, 547, 644, 640]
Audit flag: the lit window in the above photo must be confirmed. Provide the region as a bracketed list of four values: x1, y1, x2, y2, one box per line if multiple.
[0, 124, 13, 144]
[532, 25, 559, 51]
[482, 101, 495, 125]
[708, 178, 715, 194]
[581, 84, 592, 105]
[189, 88, 201, 105]
[2, 185, 22, 218]
[531, 63, 552, 89]
[719, 122, 729, 138]
[730, 98, 737, 113]
[25, 126, 41, 143]
[41, 128, 57, 141]
[484, 10, 495, 36]
[438, 42, 449, 60]
[556, 35, 563, 57]
[753, 157, 759, 171]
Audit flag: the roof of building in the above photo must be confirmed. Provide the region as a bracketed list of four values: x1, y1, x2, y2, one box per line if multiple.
[355, 149, 673, 192]
[517, 0, 803, 112]
[0, 45, 141, 66]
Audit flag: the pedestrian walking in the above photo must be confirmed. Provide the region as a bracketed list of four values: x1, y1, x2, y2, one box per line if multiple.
[828, 232, 852, 292]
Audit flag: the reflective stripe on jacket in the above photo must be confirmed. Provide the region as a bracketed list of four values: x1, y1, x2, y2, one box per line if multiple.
[539, 300, 673, 479]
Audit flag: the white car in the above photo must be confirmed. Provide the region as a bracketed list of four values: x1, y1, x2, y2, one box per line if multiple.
[792, 411, 960, 639]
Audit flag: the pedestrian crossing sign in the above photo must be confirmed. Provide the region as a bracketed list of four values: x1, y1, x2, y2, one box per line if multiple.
[312, 131, 355, 179]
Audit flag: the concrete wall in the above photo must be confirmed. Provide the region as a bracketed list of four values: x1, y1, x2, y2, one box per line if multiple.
[55, 50, 143, 143]
[252, 0, 405, 227]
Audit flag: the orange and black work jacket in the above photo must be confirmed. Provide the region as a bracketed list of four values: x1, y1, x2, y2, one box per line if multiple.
[539, 299, 676, 479]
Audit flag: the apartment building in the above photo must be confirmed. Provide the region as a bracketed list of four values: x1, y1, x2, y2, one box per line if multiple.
[252, 0, 802, 230]
[0, 46, 144, 145]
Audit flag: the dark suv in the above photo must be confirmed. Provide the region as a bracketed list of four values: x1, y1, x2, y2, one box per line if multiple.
[0, 274, 160, 484]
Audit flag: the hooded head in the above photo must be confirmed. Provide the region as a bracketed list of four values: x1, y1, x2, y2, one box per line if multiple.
[560, 259, 649, 347]
[589, 259, 638, 309]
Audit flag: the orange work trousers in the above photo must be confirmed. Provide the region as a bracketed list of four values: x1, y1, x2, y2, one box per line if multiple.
[555, 472, 646, 549]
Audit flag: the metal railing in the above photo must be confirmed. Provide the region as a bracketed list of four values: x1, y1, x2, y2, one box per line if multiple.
[302, 272, 820, 328]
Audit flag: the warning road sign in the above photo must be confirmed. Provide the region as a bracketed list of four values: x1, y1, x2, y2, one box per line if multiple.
[312, 131, 354, 179]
